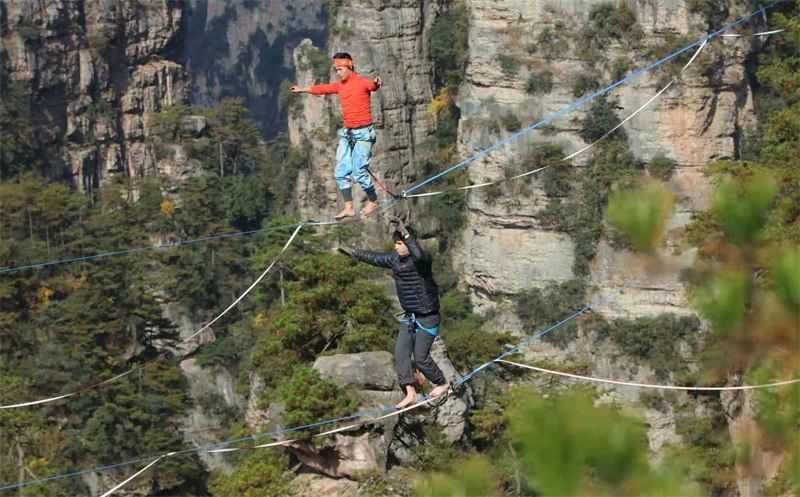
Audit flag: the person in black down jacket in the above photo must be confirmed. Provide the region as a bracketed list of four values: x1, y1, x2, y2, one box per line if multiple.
[338, 217, 450, 408]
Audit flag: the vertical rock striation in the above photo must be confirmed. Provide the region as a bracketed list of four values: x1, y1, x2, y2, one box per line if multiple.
[185, 0, 326, 137]
[452, 0, 757, 317]
[1, 0, 188, 188]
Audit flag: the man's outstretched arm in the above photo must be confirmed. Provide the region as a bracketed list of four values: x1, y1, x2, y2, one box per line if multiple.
[291, 81, 341, 94]
[403, 237, 431, 264]
[369, 76, 383, 91]
[338, 246, 394, 268]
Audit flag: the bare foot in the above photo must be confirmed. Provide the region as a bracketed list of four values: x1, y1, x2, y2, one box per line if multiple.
[395, 392, 418, 409]
[334, 208, 356, 220]
[360, 201, 379, 216]
[430, 381, 451, 398]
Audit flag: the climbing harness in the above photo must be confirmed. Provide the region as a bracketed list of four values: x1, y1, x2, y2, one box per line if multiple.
[403, 312, 440, 337]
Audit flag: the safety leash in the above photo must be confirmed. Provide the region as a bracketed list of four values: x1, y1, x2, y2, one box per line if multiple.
[367, 168, 400, 199]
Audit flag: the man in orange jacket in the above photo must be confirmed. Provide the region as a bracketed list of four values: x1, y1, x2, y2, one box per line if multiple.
[291, 53, 383, 219]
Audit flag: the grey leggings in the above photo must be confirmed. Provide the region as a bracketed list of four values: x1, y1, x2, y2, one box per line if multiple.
[395, 313, 446, 389]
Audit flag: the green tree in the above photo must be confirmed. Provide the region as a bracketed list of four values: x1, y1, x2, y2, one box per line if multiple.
[439, 290, 512, 372]
[516, 279, 586, 347]
[208, 451, 291, 497]
[0, 172, 209, 494]
[0, 78, 36, 178]
[263, 253, 396, 359]
[608, 171, 799, 493]
[429, 4, 470, 88]
[271, 364, 357, 431]
[580, 95, 625, 144]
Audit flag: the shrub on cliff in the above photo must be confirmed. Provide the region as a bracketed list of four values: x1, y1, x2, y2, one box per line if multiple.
[429, 3, 470, 88]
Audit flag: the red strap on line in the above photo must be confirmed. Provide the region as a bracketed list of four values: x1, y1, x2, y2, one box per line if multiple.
[367, 169, 399, 198]
[415, 369, 426, 395]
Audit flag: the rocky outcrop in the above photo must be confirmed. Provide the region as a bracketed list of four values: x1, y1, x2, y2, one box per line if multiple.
[250, 349, 472, 479]
[282, 351, 402, 478]
[179, 359, 242, 472]
[288, 472, 360, 497]
[315, 351, 399, 391]
[0, 0, 188, 187]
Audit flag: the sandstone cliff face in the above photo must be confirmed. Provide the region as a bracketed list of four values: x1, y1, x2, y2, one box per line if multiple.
[440, 4, 766, 492]
[452, 0, 756, 317]
[185, 0, 326, 137]
[280, 0, 758, 484]
[0, 0, 187, 189]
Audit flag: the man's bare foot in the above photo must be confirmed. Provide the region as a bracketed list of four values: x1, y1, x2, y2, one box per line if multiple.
[395, 392, 418, 409]
[430, 381, 451, 398]
[334, 208, 356, 220]
[360, 201, 379, 216]
[334, 201, 357, 220]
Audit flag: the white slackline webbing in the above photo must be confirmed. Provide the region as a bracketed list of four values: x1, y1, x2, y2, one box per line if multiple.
[562, 39, 707, 162]
[203, 395, 440, 454]
[497, 360, 800, 391]
[99, 456, 165, 497]
[408, 40, 713, 197]
[1, 224, 305, 410]
[721, 28, 786, 36]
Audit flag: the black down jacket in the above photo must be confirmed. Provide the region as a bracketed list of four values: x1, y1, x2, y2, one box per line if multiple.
[352, 237, 440, 315]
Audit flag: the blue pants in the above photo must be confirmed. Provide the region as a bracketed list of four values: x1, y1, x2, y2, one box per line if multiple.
[335, 125, 377, 191]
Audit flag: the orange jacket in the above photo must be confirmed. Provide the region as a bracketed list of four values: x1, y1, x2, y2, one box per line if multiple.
[310, 73, 378, 128]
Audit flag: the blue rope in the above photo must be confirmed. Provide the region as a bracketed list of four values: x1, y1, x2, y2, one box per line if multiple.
[0, 280, 631, 492]
[776, 184, 800, 200]
[455, 280, 635, 385]
[1, 196, 399, 274]
[0, 405, 396, 491]
[0, 222, 304, 275]
[403, 0, 783, 195]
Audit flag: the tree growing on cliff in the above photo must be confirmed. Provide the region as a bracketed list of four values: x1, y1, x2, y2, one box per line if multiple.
[0, 79, 36, 179]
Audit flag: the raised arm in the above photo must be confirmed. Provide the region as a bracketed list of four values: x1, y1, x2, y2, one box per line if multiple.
[367, 76, 382, 92]
[290, 81, 341, 94]
[390, 216, 430, 263]
[403, 237, 431, 264]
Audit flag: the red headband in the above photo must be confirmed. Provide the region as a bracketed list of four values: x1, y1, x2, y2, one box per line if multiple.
[333, 58, 353, 68]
